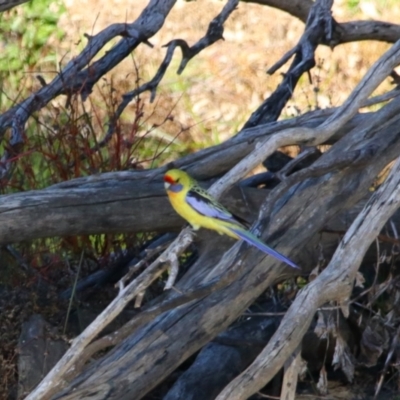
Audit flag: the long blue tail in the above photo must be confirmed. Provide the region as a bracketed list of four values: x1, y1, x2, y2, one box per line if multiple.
[230, 227, 300, 269]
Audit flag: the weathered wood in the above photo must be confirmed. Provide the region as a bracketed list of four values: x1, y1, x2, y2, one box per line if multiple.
[15, 4, 400, 399]
[163, 316, 280, 400]
[244, 0, 335, 128]
[161, 309, 356, 400]
[245, 0, 400, 43]
[281, 345, 302, 400]
[0, 110, 376, 245]
[49, 97, 400, 399]
[216, 137, 400, 400]
[0, 0, 29, 12]
[0, 180, 174, 244]
[18, 315, 69, 399]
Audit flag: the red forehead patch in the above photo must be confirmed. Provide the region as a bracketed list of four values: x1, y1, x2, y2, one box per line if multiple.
[164, 175, 175, 184]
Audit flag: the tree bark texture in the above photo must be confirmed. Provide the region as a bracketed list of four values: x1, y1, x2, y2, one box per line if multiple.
[49, 96, 400, 399]
[4, 2, 400, 399]
[0, 110, 381, 244]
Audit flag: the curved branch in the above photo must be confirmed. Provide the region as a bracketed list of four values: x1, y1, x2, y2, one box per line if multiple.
[0, 0, 29, 12]
[28, 45, 400, 397]
[210, 39, 400, 197]
[244, 0, 335, 128]
[175, 0, 238, 73]
[48, 106, 400, 400]
[241, 0, 313, 22]
[243, 0, 400, 44]
[0, 0, 177, 136]
[216, 148, 400, 400]
[0, 108, 378, 244]
[102, 0, 238, 149]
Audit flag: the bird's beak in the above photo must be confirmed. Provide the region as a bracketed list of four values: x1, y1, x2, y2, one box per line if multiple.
[164, 181, 171, 190]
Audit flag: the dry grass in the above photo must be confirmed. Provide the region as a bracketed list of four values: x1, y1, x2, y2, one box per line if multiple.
[56, 0, 400, 147]
[1, 2, 400, 398]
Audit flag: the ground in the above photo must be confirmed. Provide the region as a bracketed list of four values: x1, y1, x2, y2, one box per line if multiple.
[1, 0, 400, 399]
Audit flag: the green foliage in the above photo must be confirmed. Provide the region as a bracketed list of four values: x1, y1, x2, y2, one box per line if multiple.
[0, 0, 65, 72]
[0, 0, 66, 112]
[345, 0, 360, 11]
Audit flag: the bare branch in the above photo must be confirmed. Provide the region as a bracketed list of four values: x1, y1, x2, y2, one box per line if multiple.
[280, 345, 302, 400]
[0, 104, 374, 245]
[24, 227, 193, 400]
[175, 0, 239, 73]
[101, 0, 238, 154]
[210, 39, 400, 197]
[244, 0, 400, 44]
[0, 0, 29, 12]
[0, 0, 177, 137]
[241, 0, 313, 22]
[245, 0, 336, 128]
[67, 247, 247, 379]
[216, 156, 400, 399]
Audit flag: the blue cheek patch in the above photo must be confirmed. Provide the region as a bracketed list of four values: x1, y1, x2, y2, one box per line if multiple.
[169, 183, 184, 193]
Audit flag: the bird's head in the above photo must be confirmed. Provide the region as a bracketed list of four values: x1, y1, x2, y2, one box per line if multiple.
[164, 169, 189, 192]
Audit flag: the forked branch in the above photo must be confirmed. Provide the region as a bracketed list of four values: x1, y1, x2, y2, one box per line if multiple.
[216, 158, 400, 399]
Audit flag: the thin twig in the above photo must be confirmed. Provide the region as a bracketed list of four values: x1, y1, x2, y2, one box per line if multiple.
[63, 250, 84, 335]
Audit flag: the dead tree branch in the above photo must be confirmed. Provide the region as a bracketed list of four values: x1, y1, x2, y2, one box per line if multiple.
[103, 0, 238, 149]
[0, 0, 29, 12]
[24, 226, 195, 400]
[244, 0, 400, 43]
[211, 39, 400, 198]
[31, 47, 400, 397]
[244, 0, 336, 128]
[215, 154, 400, 400]
[0, 0, 177, 168]
[48, 104, 400, 399]
[0, 107, 369, 245]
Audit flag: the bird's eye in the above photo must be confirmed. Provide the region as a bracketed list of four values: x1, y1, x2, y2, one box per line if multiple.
[176, 178, 180, 183]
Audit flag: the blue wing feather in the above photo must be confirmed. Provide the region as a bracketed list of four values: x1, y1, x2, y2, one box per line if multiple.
[185, 185, 299, 269]
[185, 188, 241, 225]
[229, 227, 299, 269]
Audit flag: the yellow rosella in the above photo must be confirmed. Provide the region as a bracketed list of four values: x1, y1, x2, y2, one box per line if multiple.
[164, 169, 299, 269]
